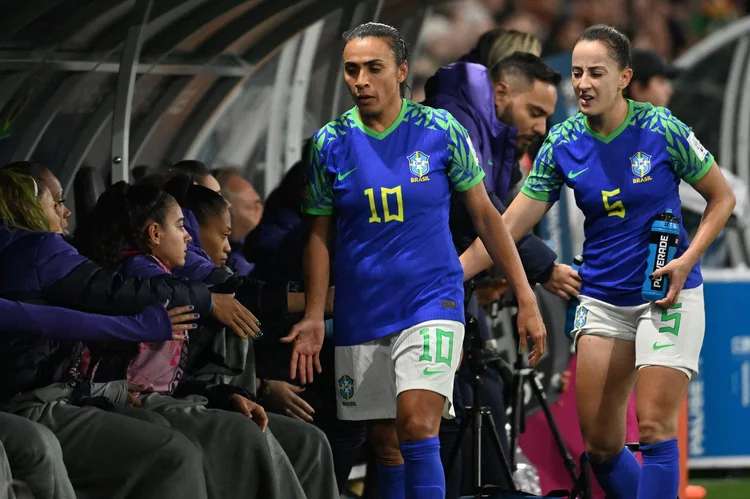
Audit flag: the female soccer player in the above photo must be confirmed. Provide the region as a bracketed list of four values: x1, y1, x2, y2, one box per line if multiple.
[282, 22, 546, 499]
[460, 25, 735, 499]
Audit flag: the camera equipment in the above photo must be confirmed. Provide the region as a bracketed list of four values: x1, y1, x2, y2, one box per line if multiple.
[445, 311, 517, 497]
[503, 294, 578, 484]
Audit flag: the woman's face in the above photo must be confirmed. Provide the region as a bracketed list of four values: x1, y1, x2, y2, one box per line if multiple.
[40, 188, 63, 233]
[41, 172, 71, 234]
[148, 202, 191, 269]
[199, 209, 232, 267]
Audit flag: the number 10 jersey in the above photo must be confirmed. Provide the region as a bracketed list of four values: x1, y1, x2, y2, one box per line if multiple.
[302, 99, 485, 346]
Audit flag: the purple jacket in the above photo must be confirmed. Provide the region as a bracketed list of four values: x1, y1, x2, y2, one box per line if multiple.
[0, 298, 172, 343]
[423, 62, 518, 200]
[0, 227, 211, 399]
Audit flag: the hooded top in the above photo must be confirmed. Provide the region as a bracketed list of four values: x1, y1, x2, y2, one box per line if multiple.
[423, 61, 518, 200]
[0, 227, 211, 400]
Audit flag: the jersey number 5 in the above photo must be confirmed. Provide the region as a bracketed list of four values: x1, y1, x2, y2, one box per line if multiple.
[364, 186, 404, 223]
[602, 189, 626, 218]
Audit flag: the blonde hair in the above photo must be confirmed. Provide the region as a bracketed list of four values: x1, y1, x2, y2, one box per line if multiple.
[474, 29, 542, 69]
[0, 168, 50, 232]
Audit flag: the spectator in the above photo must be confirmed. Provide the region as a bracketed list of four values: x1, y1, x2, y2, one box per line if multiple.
[625, 48, 678, 107]
[170, 159, 221, 192]
[180, 182, 339, 499]
[75, 181, 330, 499]
[213, 167, 264, 276]
[0, 167, 210, 499]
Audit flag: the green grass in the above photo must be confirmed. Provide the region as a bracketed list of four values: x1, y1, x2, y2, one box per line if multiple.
[690, 478, 750, 498]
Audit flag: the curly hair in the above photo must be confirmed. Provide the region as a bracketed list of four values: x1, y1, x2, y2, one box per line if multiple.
[73, 181, 177, 268]
[0, 167, 50, 232]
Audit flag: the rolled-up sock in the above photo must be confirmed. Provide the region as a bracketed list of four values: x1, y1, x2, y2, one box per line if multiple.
[637, 439, 680, 499]
[400, 437, 445, 499]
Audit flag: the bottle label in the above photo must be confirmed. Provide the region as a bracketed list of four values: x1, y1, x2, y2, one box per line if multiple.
[649, 231, 678, 292]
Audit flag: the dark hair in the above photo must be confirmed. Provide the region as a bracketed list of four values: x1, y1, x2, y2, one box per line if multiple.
[164, 174, 228, 227]
[576, 24, 632, 70]
[489, 51, 562, 87]
[73, 181, 177, 268]
[343, 22, 409, 95]
[169, 159, 216, 188]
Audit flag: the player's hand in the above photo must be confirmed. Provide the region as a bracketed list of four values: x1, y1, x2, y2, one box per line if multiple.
[516, 297, 546, 367]
[264, 380, 315, 422]
[210, 293, 261, 340]
[651, 257, 690, 308]
[280, 315, 325, 384]
[542, 264, 582, 300]
[230, 394, 268, 431]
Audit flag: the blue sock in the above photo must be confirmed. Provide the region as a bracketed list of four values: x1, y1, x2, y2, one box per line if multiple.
[377, 463, 405, 499]
[589, 447, 641, 498]
[637, 439, 680, 499]
[400, 437, 445, 499]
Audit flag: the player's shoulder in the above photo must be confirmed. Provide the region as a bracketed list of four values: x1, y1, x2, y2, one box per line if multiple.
[549, 113, 588, 146]
[630, 100, 689, 136]
[403, 100, 467, 136]
[311, 110, 358, 151]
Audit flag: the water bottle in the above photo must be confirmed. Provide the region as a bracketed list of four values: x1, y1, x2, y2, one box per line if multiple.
[564, 255, 584, 338]
[642, 209, 680, 302]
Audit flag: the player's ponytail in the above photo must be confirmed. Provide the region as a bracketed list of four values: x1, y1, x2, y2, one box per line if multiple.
[343, 22, 410, 97]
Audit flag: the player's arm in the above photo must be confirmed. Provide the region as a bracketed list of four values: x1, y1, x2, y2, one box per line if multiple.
[301, 216, 331, 319]
[460, 195, 551, 281]
[459, 134, 562, 281]
[446, 115, 547, 365]
[281, 130, 334, 383]
[651, 113, 735, 306]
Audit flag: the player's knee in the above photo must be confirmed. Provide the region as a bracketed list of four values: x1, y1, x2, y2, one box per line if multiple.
[369, 422, 403, 466]
[638, 418, 677, 446]
[396, 413, 441, 442]
[583, 435, 625, 464]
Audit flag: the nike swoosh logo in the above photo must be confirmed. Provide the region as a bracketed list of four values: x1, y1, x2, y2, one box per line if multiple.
[568, 168, 589, 179]
[652, 342, 675, 350]
[423, 368, 446, 376]
[337, 168, 357, 181]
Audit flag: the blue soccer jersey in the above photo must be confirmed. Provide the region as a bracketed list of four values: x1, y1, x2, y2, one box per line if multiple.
[302, 99, 485, 346]
[522, 100, 714, 306]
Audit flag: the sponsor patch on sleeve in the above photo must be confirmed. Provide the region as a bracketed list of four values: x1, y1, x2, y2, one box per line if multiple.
[687, 131, 708, 161]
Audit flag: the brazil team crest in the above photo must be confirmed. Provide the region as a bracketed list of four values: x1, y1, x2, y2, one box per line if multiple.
[338, 375, 355, 400]
[574, 305, 588, 330]
[408, 151, 430, 178]
[630, 152, 652, 178]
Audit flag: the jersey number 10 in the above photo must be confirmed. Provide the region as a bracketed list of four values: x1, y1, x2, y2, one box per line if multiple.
[364, 186, 405, 223]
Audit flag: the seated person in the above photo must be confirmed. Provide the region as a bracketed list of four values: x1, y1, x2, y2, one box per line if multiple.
[0, 167, 209, 499]
[75, 181, 337, 499]
[168, 180, 339, 499]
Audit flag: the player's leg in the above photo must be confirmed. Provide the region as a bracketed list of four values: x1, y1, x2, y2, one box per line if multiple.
[634, 286, 705, 499]
[394, 320, 465, 499]
[574, 297, 642, 498]
[335, 338, 403, 498]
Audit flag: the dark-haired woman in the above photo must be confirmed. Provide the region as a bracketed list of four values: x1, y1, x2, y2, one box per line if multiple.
[75, 181, 332, 499]
[184, 182, 338, 499]
[460, 25, 735, 499]
[0, 168, 209, 499]
[287, 22, 545, 499]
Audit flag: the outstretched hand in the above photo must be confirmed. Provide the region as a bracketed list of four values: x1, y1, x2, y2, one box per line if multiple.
[280, 316, 325, 384]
